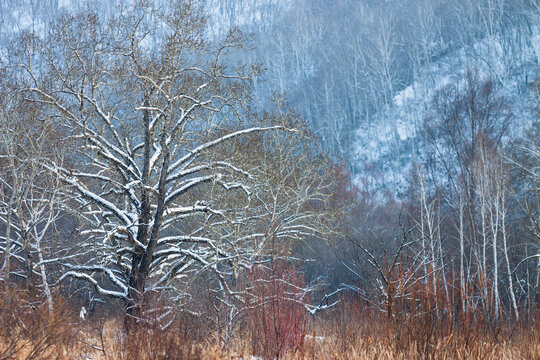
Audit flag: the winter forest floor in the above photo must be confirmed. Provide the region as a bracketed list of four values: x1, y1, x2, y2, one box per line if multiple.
[0, 287, 539, 360]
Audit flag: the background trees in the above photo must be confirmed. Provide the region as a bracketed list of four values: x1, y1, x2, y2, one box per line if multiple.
[511, 110, 540, 308]
[336, 69, 538, 325]
[0, 83, 67, 314]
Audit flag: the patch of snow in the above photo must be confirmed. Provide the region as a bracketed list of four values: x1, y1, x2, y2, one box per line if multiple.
[304, 334, 329, 342]
[393, 86, 414, 108]
[79, 306, 87, 320]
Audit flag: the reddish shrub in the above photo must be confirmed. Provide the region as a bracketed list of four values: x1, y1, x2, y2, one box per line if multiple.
[245, 259, 308, 359]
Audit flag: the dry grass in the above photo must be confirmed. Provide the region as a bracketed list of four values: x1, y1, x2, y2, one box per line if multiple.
[70, 310, 540, 360]
[0, 285, 539, 360]
[0, 286, 79, 359]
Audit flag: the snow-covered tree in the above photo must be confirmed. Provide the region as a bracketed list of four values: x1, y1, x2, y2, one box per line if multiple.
[11, 0, 337, 323]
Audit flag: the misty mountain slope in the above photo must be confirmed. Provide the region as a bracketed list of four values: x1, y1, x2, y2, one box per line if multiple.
[1, 0, 540, 197]
[352, 22, 540, 198]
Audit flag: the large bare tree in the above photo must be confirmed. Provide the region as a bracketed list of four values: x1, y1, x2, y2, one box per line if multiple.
[12, 0, 337, 323]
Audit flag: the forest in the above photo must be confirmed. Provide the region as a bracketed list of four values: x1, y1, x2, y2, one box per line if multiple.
[0, 0, 540, 359]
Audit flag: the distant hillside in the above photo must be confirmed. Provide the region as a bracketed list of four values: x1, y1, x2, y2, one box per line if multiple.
[352, 22, 540, 198]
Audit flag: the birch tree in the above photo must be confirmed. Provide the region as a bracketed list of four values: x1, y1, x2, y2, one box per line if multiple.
[514, 115, 540, 306]
[423, 70, 513, 314]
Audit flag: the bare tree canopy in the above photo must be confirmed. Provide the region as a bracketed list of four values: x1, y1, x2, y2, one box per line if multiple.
[4, 0, 339, 324]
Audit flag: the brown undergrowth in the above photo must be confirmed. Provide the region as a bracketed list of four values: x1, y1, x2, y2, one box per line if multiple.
[0, 285, 79, 359]
[0, 285, 538, 360]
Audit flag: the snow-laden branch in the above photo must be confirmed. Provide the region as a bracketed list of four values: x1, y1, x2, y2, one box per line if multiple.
[168, 126, 288, 174]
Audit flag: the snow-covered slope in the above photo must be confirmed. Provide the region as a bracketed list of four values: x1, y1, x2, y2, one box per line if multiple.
[352, 23, 540, 198]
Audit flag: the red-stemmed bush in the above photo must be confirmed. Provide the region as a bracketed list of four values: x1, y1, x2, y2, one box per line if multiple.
[245, 258, 308, 359]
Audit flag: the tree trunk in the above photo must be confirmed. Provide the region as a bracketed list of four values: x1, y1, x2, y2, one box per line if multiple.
[126, 265, 146, 329]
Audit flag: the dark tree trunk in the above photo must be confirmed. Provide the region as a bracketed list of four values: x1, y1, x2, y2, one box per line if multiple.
[125, 97, 153, 330]
[125, 265, 146, 329]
